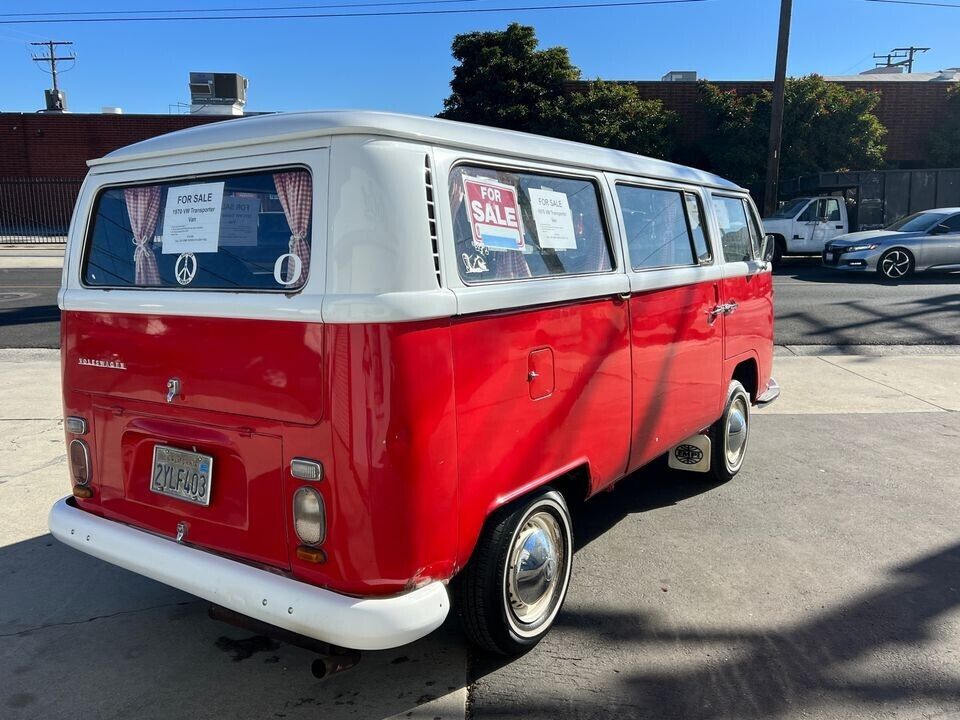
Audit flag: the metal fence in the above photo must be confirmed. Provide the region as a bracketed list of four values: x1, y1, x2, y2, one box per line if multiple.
[0, 178, 83, 244]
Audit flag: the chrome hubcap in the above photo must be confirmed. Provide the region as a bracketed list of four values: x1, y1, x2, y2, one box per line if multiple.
[881, 251, 910, 278]
[506, 511, 564, 629]
[724, 396, 749, 469]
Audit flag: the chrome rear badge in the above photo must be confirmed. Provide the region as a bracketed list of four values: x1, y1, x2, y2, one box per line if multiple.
[176, 521, 188, 543]
[78, 357, 126, 370]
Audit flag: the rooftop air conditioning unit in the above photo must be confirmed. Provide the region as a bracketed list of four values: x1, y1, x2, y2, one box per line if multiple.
[188, 72, 248, 115]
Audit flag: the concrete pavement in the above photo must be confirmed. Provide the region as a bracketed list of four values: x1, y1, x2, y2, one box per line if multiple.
[0, 247, 64, 270]
[1, 348, 958, 719]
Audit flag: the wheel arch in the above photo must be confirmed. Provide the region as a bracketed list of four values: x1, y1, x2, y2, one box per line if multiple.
[731, 357, 759, 403]
[457, 460, 591, 573]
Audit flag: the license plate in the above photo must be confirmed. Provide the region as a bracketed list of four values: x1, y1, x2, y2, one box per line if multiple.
[150, 445, 213, 506]
[827, 252, 837, 263]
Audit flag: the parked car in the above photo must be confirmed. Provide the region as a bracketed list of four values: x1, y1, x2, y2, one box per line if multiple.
[48, 111, 778, 663]
[762, 196, 850, 263]
[822, 208, 960, 279]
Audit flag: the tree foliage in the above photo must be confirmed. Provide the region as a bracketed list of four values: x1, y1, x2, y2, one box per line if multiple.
[557, 81, 678, 158]
[698, 75, 886, 187]
[928, 83, 960, 167]
[439, 24, 678, 158]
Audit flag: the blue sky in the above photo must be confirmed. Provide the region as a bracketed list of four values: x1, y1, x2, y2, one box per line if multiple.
[1, 0, 958, 115]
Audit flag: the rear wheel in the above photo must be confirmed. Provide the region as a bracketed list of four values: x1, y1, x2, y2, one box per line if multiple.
[708, 380, 751, 483]
[878, 248, 914, 280]
[455, 488, 573, 655]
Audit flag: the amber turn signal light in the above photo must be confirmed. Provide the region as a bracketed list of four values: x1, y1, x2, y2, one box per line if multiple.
[72, 485, 94, 499]
[296, 545, 327, 564]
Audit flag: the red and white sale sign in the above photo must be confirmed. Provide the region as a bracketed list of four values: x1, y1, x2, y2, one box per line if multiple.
[462, 177, 525, 251]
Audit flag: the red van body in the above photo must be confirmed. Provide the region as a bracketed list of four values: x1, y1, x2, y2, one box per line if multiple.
[51, 112, 777, 654]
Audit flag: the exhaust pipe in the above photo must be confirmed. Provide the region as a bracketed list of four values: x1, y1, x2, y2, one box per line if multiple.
[311, 650, 361, 679]
[209, 604, 361, 678]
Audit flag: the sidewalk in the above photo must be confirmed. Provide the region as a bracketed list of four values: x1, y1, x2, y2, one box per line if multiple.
[0, 245, 65, 269]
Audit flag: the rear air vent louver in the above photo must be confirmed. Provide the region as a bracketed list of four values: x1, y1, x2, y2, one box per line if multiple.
[425, 155, 442, 287]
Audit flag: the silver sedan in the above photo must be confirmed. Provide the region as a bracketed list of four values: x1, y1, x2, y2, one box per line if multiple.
[822, 208, 960, 280]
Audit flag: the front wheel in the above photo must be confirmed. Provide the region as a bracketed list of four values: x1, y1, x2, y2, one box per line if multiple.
[455, 488, 573, 655]
[878, 248, 914, 280]
[708, 380, 751, 483]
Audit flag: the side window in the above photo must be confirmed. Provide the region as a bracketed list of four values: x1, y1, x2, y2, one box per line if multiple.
[943, 214, 960, 233]
[797, 201, 817, 222]
[616, 184, 698, 270]
[684, 192, 712, 263]
[824, 198, 841, 222]
[448, 165, 613, 282]
[713, 196, 756, 263]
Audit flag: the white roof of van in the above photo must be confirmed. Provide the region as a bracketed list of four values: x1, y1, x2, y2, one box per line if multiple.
[92, 110, 743, 191]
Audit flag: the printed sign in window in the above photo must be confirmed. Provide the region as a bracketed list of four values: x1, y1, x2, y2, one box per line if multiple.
[161, 182, 225, 254]
[462, 177, 524, 251]
[528, 188, 577, 250]
[219, 195, 261, 247]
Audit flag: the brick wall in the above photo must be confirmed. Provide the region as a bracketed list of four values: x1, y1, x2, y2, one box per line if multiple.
[567, 79, 955, 166]
[0, 113, 231, 179]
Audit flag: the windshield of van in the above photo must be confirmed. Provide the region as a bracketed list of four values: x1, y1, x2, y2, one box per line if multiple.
[769, 198, 810, 218]
[886, 211, 948, 233]
[82, 167, 312, 291]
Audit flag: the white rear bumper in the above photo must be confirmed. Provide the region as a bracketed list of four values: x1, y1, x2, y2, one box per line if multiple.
[48, 497, 449, 651]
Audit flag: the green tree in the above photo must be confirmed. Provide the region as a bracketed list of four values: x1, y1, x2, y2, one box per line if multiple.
[928, 83, 960, 167]
[439, 24, 678, 157]
[698, 75, 886, 187]
[438, 23, 578, 136]
[558, 81, 678, 158]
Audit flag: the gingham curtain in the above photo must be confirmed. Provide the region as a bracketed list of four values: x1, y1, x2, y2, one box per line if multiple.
[273, 171, 312, 283]
[124, 186, 162, 286]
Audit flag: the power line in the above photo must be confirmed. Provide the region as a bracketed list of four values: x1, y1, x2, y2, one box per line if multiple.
[0, 0, 712, 25]
[0, 0, 497, 18]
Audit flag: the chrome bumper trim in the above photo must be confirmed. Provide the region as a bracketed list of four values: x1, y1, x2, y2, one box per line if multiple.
[756, 376, 781, 408]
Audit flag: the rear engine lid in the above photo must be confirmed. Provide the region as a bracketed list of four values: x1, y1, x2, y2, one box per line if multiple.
[65, 311, 324, 425]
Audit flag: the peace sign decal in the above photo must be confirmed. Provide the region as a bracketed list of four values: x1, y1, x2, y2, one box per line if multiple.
[175, 252, 198, 286]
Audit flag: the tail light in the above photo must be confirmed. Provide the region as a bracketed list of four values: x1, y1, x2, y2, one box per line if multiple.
[293, 486, 326, 546]
[69, 439, 91, 486]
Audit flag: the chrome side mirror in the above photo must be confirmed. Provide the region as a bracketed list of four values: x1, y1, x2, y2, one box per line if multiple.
[761, 234, 776, 263]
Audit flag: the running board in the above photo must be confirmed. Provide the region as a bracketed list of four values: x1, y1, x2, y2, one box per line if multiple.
[667, 434, 712, 473]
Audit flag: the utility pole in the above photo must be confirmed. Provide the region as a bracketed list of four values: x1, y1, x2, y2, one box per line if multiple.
[30, 40, 75, 111]
[763, 0, 792, 217]
[873, 46, 929, 73]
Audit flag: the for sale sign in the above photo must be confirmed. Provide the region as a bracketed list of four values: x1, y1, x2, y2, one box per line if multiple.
[462, 177, 524, 251]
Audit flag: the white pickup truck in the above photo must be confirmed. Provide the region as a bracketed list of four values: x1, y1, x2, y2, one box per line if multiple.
[762, 196, 850, 264]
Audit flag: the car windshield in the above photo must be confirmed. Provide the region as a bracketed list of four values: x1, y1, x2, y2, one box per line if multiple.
[769, 198, 810, 218]
[886, 211, 948, 232]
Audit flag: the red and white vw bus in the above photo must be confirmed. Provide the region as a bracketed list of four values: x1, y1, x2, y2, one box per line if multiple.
[50, 111, 778, 658]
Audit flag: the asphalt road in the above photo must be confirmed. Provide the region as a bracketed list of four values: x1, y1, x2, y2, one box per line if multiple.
[2, 262, 959, 348]
[774, 259, 960, 346]
[4, 377, 960, 719]
[0, 269, 60, 349]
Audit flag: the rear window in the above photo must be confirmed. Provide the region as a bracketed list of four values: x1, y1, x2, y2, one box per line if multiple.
[448, 165, 613, 282]
[83, 168, 313, 291]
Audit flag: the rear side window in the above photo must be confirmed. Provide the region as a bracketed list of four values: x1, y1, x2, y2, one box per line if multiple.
[616, 184, 710, 270]
[448, 165, 613, 282]
[713, 196, 757, 263]
[83, 167, 313, 291]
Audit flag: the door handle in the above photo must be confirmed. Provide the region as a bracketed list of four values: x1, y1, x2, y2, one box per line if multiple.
[708, 302, 738, 321]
